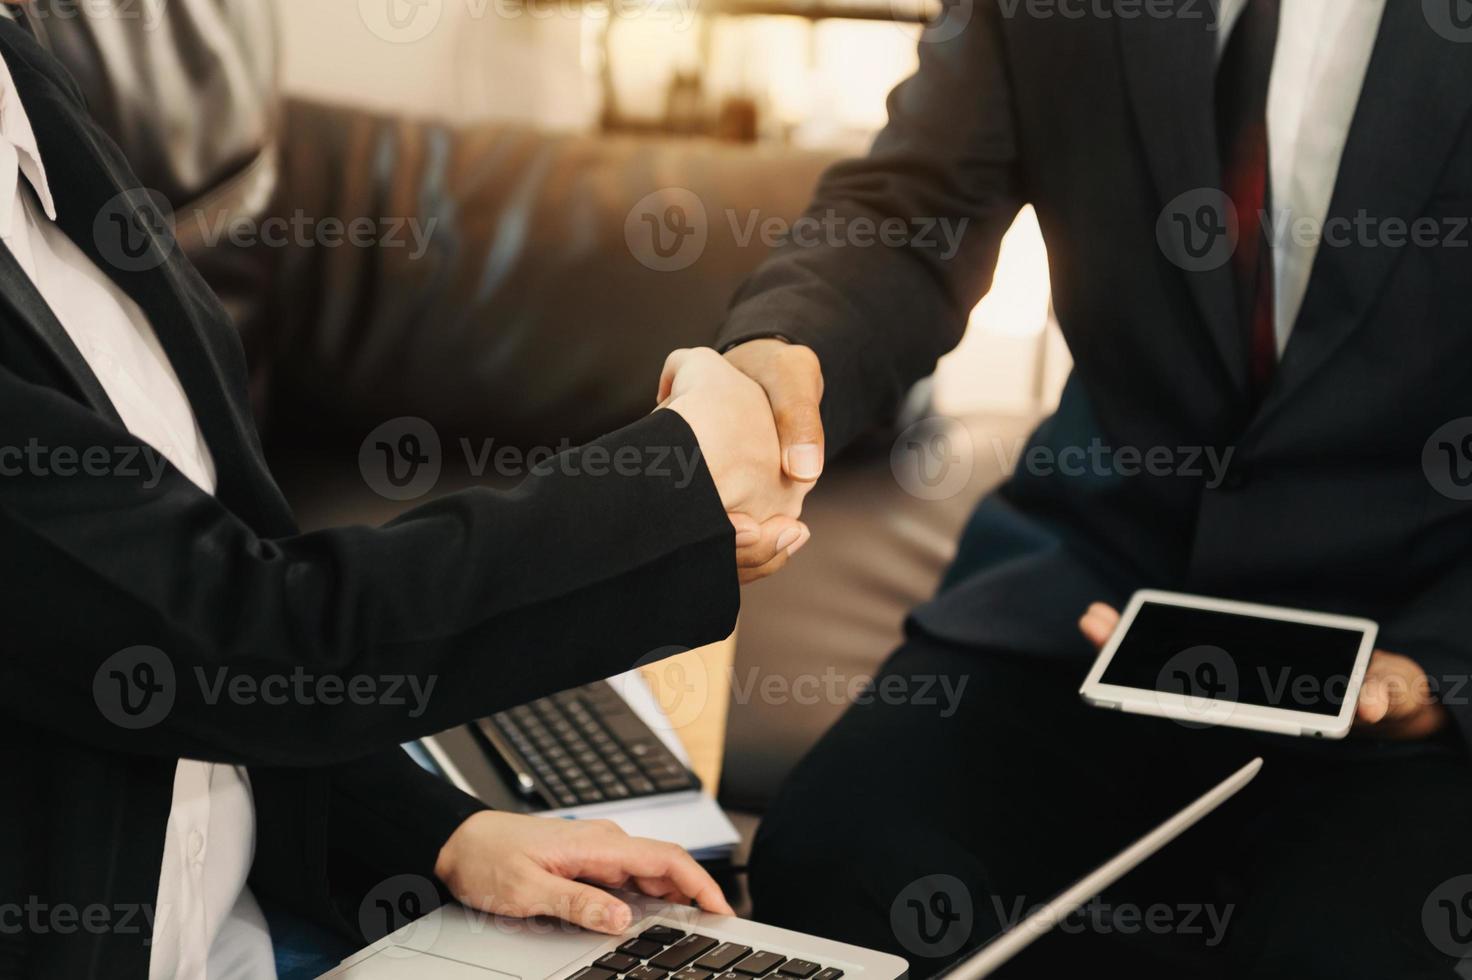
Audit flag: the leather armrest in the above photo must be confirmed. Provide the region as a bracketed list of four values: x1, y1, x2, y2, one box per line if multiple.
[262, 100, 836, 453]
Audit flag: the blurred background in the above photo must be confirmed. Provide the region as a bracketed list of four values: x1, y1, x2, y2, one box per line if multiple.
[252, 0, 1068, 816]
[274, 0, 1069, 419]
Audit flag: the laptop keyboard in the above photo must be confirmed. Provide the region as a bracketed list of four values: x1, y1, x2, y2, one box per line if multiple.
[476, 682, 700, 808]
[568, 926, 845, 980]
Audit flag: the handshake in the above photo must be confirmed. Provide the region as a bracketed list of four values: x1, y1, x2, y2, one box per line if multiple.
[660, 340, 827, 584]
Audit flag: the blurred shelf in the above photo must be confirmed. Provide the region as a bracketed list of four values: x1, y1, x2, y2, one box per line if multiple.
[704, 0, 938, 22]
[516, 0, 940, 22]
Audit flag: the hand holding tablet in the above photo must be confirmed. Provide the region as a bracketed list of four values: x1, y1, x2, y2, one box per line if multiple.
[1078, 590, 1448, 740]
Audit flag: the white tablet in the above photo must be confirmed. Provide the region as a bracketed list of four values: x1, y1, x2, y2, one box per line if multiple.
[1079, 590, 1378, 739]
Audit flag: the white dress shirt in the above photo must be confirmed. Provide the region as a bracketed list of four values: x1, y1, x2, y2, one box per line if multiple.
[0, 52, 274, 980]
[1217, 0, 1388, 352]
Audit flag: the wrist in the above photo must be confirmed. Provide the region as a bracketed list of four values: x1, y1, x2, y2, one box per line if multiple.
[435, 810, 493, 893]
[718, 334, 793, 355]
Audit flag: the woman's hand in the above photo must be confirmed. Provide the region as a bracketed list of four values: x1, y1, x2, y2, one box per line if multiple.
[1078, 601, 1449, 740]
[434, 811, 734, 934]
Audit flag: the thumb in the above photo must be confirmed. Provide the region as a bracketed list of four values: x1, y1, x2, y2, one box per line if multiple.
[770, 364, 824, 482]
[657, 348, 691, 406]
[538, 872, 633, 934]
[1077, 603, 1121, 651]
[1357, 651, 1427, 724]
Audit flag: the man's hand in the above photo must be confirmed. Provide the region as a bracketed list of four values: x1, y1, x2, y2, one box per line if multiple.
[722, 339, 826, 483]
[1353, 649, 1449, 739]
[435, 811, 734, 934]
[1078, 602, 1450, 741]
[660, 348, 812, 582]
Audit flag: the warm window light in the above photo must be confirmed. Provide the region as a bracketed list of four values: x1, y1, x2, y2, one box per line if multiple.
[933, 205, 1062, 415]
[969, 205, 1051, 339]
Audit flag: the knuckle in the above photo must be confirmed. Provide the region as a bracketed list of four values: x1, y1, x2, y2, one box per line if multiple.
[784, 343, 819, 370]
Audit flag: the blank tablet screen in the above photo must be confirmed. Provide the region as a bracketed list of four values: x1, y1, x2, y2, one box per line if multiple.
[1099, 602, 1367, 716]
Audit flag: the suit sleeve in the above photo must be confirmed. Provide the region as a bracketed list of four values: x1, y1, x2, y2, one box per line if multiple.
[715, 0, 1025, 454]
[0, 373, 739, 768]
[325, 748, 489, 884]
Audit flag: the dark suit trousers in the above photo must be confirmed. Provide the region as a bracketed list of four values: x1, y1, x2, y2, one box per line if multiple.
[749, 633, 1472, 978]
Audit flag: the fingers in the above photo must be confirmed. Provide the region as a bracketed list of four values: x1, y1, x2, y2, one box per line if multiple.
[629, 839, 735, 916]
[576, 831, 734, 916]
[725, 341, 826, 483]
[767, 348, 825, 482]
[1356, 650, 1432, 725]
[731, 514, 809, 584]
[536, 871, 635, 934]
[657, 348, 692, 406]
[1077, 602, 1121, 651]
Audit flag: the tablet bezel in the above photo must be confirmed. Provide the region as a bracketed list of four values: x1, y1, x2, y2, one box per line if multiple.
[1078, 589, 1379, 739]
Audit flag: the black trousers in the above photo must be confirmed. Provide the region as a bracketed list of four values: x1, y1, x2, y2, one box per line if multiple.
[748, 632, 1472, 978]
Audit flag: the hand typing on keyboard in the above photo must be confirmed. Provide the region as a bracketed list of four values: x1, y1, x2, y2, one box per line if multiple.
[433, 811, 734, 934]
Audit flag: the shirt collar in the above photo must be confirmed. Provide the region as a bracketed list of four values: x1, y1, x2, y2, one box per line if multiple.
[0, 46, 57, 238]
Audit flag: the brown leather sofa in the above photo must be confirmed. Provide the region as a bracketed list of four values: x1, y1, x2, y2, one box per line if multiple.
[254, 117, 1038, 815]
[26, 0, 1032, 817]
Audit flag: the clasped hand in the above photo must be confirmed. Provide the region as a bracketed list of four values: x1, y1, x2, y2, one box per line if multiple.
[661, 345, 822, 584]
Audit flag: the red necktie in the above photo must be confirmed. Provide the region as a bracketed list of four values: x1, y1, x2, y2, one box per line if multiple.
[1216, 0, 1281, 399]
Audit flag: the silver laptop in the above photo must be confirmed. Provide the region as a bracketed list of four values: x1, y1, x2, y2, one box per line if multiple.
[321, 758, 1261, 980]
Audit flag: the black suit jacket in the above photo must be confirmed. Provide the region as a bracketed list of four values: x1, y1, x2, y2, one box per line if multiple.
[0, 21, 738, 979]
[720, 3, 1472, 745]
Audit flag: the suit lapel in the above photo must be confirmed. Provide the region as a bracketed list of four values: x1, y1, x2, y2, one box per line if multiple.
[0, 241, 123, 423]
[1251, 2, 1472, 429]
[1116, 3, 1247, 398]
[0, 24, 292, 531]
